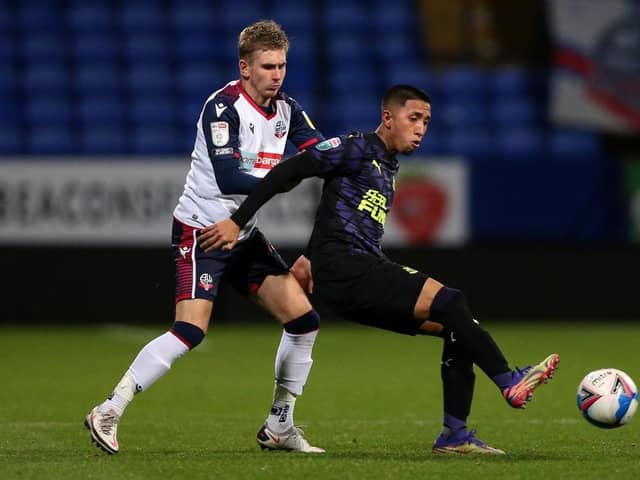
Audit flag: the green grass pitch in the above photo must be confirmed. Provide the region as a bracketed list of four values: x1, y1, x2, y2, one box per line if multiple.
[1, 320, 639, 479]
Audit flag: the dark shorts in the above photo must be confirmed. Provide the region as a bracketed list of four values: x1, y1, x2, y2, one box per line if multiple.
[312, 251, 429, 335]
[171, 217, 289, 303]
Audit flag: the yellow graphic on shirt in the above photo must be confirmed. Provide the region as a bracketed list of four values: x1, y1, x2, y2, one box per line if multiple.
[357, 189, 387, 225]
[302, 111, 316, 130]
[372, 159, 382, 175]
[402, 266, 418, 274]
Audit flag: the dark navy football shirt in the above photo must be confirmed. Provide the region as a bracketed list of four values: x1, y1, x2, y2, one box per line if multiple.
[231, 131, 399, 258]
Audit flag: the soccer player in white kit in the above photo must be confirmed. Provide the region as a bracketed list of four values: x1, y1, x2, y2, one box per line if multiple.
[85, 20, 325, 454]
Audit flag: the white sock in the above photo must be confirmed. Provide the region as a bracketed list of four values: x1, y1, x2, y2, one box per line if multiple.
[267, 384, 297, 433]
[274, 329, 317, 396]
[266, 329, 318, 432]
[99, 331, 189, 416]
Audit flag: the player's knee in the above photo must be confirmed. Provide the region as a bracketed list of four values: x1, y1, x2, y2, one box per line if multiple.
[430, 287, 473, 328]
[171, 321, 205, 349]
[283, 309, 320, 334]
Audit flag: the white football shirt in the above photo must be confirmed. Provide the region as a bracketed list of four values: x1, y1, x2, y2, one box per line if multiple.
[174, 80, 322, 241]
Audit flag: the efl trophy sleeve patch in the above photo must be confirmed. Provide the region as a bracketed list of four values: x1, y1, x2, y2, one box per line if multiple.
[210, 121, 229, 147]
[315, 137, 341, 151]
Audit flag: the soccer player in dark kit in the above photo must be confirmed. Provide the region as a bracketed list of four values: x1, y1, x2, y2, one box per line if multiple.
[199, 84, 560, 455]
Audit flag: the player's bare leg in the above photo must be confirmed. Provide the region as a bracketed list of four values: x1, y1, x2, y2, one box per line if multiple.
[253, 273, 324, 453]
[85, 299, 210, 454]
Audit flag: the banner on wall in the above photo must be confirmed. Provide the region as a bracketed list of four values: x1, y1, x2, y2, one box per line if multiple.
[0, 157, 468, 247]
[383, 158, 468, 247]
[549, 0, 640, 133]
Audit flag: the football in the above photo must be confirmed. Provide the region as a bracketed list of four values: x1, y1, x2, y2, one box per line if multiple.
[577, 368, 638, 428]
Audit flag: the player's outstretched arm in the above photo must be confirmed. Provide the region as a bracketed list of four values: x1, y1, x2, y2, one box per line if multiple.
[200, 150, 320, 253]
[232, 150, 319, 227]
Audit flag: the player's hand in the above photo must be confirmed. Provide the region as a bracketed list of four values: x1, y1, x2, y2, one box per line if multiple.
[290, 254, 314, 294]
[198, 219, 240, 252]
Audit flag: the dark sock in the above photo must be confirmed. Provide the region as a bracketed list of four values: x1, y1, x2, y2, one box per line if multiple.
[492, 371, 515, 390]
[441, 339, 474, 432]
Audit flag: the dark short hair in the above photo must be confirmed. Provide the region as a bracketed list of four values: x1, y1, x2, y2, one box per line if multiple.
[381, 85, 431, 110]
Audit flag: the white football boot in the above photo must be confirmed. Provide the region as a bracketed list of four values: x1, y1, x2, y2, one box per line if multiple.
[84, 406, 120, 454]
[256, 424, 325, 453]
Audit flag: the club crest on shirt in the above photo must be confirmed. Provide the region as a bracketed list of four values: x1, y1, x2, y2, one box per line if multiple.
[274, 120, 287, 138]
[210, 121, 229, 146]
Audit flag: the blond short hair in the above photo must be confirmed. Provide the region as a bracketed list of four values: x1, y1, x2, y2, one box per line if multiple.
[238, 20, 289, 60]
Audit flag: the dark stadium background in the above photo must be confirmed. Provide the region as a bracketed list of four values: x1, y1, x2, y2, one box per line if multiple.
[1, 0, 639, 324]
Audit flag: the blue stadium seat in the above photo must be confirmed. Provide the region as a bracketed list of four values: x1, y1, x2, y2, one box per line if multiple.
[17, 2, 63, 32]
[490, 66, 533, 97]
[494, 127, 544, 160]
[126, 63, 173, 94]
[490, 67, 548, 100]
[287, 36, 315, 64]
[26, 126, 75, 155]
[71, 32, 119, 63]
[446, 128, 494, 157]
[284, 37, 317, 93]
[325, 0, 370, 33]
[294, 94, 316, 117]
[283, 74, 315, 106]
[375, 33, 416, 64]
[77, 96, 126, 126]
[23, 64, 68, 94]
[0, 64, 17, 93]
[272, 1, 315, 34]
[439, 100, 486, 128]
[132, 126, 180, 154]
[385, 63, 437, 95]
[324, 93, 381, 136]
[0, 96, 20, 127]
[326, 32, 369, 65]
[0, 6, 11, 32]
[0, 127, 22, 154]
[123, 32, 170, 63]
[25, 96, 73, 126]
[548, 128, 602, 159]
[130, 96, 176, 127]
[421, 127, 448, 156]
[371, 0, 413, 31]
[490, 98, 540, 127]
[175, 32, 219, 62]
[218, 0, 267, 32]
[21, 32, 67, 62]
[179, 126, 198, 153]
[177, 64, 224, 100]
[80, 126, 128, 154]
[119, 2, 166, 32]
[327, 63, 380, 97]
[438, 67, 490, 100]
[0, 33, 15, 63]
[179, 99, 204, 129]
[67, 2, 114, 32]
[170, 1, 216, 32]
[75, 63, 121, 95]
